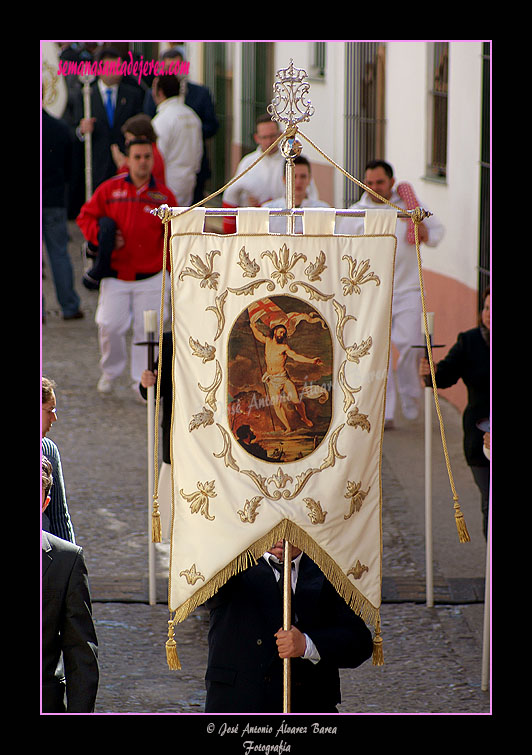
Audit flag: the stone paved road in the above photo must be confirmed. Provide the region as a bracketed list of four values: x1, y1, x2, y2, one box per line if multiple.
[41, 222, 491, 719]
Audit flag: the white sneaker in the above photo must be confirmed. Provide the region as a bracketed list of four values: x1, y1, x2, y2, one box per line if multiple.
[401, 397, 419, 421]
[97, 375, 114, 394]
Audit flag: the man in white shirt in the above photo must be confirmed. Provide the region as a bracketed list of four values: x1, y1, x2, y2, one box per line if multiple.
[263, 155, 330, 233]
[222, 115, 318, 233]
[336, 160, 445, 426]
[152, 74, 203, 207]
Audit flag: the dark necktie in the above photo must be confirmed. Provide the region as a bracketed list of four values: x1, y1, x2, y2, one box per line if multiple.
[270, 558, 295, 624]
[105, 88, 115, 127]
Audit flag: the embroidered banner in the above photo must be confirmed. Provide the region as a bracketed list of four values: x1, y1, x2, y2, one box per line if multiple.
[167, 207, 397, 629]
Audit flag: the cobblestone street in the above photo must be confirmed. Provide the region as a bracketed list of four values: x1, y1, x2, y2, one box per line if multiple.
[42, 222, 491, 724]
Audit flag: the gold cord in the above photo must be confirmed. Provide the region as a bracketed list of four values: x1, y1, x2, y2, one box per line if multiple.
[298, 126, 468, 543]
[414, 222, 470, 543]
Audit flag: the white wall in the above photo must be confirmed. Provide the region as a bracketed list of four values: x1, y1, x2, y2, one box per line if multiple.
[385, 40, 483, 290]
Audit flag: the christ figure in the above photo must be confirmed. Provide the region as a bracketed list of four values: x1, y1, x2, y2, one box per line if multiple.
[250, 321, 322, 433]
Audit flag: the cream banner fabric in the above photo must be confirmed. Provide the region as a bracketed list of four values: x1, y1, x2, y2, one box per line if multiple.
[167, 207, 397, 629]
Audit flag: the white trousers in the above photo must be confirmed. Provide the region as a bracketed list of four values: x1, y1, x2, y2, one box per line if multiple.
[95, 272, 169, 384]
[385, 289, 422, 421]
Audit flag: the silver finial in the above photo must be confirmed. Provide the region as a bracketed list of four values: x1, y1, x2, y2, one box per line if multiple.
[267, 59, 314, 129]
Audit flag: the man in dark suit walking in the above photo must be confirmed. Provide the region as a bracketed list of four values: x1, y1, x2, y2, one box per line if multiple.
[41, 457, 99, 713]
[69, 47, 144, 214]
[204, 540, 374, 713]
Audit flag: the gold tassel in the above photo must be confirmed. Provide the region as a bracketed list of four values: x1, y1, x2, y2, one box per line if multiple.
[372, 616, 384, 666]
[453, 497, 471, 543]
[152, 496, 162, 543]
[165, 619, 181, 670]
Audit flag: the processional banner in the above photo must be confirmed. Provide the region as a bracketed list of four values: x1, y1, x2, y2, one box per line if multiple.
[166, 206, 397, 632]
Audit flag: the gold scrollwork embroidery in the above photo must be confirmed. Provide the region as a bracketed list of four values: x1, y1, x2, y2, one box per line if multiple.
[189, 336, 215, 363]
[179, 250, 221, 289]
[206, 290, 227, 341]
[341, 256, 380, 295]
[227, 279, 275, 296]
[236, 424, 346, 500]
[338, 361, 361, 413]
[261, 244, 306, 288]
[213, 424, 240, 472]
[180, 480, 217, 521]
[346, 406, 371, 433]
[347, 560, 369, 580]
[344, 480, 371, 519]
[303, 497, 327, 524]
[345, 337, 372, 364]
[189, 407, 214, 432]
[288, 280, 334, 302]
[198, 360, 222, 412]
[267, 467, 293, 489]
[179, 564, 206, 585]
[237, 496, 263, 523]
[304, 251, 327, 282]
[238, 246, 260, 278]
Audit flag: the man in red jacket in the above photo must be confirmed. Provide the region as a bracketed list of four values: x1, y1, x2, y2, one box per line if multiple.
[77, 139, 177, 395]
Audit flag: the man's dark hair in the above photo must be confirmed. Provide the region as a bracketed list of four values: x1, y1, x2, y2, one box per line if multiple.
[121, 114, 157, 143]
[162, 48, 183, 62]
[365, 159, 394, 178]
[155, 74, 181, 99]
[125, 138, 153, 156]
[42, 455, 54, 498]
[96, 46, 121, 63]
[255, 114, 278, 130]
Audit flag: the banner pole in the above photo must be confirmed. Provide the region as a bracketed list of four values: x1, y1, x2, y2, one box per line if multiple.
[267, 58, 314, 713]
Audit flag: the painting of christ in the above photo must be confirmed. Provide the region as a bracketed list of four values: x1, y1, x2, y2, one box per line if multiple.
[227, 295, 333, 463]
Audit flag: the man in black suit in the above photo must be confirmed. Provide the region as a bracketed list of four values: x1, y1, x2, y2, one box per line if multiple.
[41, 457, 99, 713]
[69, 47, 144, 214]
[204, 540, 374, 713]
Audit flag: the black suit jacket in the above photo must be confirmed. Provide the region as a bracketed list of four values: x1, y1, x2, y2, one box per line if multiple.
[204, 553, 373, 713]
[433, 326, 490, 467]
[74, 80, 144, 189]
[42, 531, 99, 713]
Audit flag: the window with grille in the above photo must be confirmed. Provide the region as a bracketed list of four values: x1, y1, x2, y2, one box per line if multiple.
[427, 42, 449, 180]
[343, 42, 386, 207]
[240, 42, 274, 157]
[309, 42, 326, 80]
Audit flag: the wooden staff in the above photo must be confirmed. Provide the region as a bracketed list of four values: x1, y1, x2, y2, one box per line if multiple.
[79, 74, 93, 201]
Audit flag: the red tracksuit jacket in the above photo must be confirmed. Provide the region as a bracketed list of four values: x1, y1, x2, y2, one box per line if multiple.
[76, 173, 177, 281]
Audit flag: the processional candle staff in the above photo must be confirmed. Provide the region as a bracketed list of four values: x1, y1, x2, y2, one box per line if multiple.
[137, 309, 159, 605]
[266, 59, 315, 713]
[414, 312, 444, 607]
[79, 73, 94, 201]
